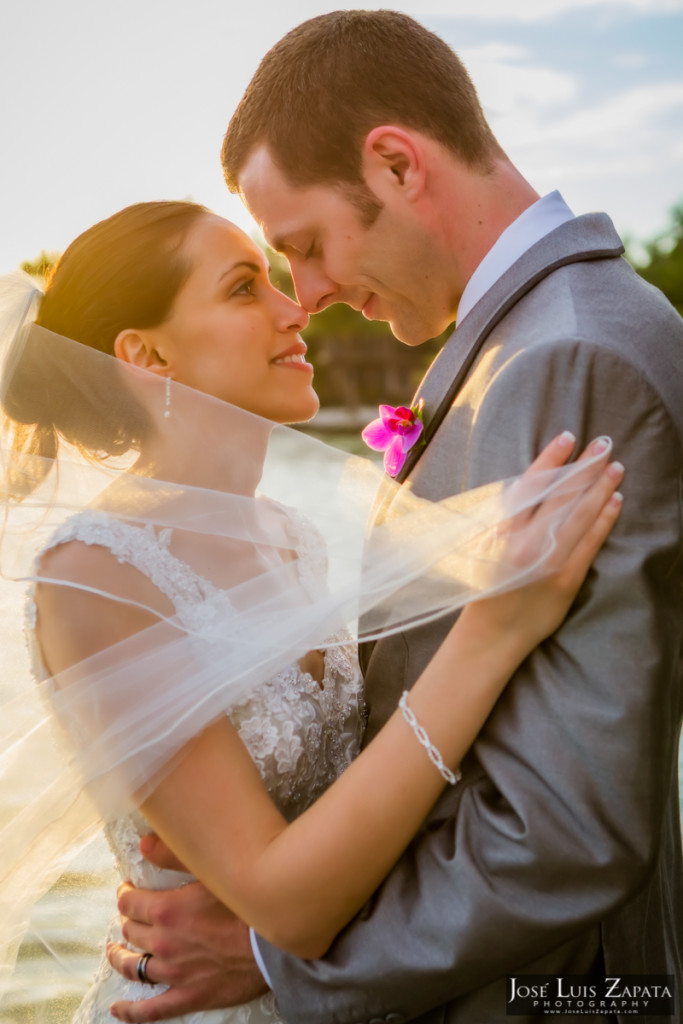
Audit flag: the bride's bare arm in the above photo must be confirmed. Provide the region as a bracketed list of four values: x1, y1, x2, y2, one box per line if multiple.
[35, 436, 623, 960]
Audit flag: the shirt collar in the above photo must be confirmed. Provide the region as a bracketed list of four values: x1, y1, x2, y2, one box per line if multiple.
[456, 191, 575, 325]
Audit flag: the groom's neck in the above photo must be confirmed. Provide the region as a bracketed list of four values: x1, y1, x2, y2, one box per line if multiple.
[431, 153, 540, 306]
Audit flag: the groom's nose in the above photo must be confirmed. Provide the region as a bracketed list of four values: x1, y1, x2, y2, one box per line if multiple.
[289, 262, 339, 313]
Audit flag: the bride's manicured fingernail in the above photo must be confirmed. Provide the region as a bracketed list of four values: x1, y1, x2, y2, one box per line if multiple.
[609, 491, 624, 506]
[607, 461, 624, 479]
[557, 430, 576, 448]
[591, 436, 610, 454]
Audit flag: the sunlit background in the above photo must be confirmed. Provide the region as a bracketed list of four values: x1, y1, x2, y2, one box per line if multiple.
[1, 0, 682, 274]
[0, 3, 682, 1019]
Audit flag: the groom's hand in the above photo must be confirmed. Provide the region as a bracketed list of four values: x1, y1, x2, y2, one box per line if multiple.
[106, 835, 268, 1022]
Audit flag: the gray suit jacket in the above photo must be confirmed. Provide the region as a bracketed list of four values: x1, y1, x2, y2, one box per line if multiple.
[257, 214, 683, 1024]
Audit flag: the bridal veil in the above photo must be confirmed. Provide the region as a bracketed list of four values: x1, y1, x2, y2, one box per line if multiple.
[0, 271, 610, 997]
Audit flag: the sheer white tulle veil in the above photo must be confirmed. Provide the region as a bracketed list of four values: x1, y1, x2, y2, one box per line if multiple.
[0, 271, 608, 993]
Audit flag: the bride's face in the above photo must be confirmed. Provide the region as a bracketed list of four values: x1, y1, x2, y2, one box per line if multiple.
[139, 215, 318, 423]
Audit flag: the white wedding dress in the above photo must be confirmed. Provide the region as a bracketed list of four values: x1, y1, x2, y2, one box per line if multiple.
[27, 508, 364, 1024]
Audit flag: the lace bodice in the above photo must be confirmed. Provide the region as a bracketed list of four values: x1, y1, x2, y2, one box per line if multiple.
[27, 508, 364, 1023]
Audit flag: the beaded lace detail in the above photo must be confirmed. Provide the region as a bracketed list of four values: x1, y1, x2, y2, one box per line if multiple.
[26, 509, 363, 1024]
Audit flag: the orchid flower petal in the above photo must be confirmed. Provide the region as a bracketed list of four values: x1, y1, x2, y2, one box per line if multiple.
[362, 400, 424, 472]
[361, 418, 394, 451]
[401, 419, 423, 450]
[384, 435, 408, 477]
[378, 404, 398, 423]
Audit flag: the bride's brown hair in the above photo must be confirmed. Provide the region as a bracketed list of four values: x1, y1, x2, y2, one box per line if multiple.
[2, 201, 208, 496]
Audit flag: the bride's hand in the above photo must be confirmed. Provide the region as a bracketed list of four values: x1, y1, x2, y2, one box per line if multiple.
[458, 433, 624, 661]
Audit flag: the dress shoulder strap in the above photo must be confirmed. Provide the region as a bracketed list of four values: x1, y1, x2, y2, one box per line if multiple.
[40, 510, 211, 611]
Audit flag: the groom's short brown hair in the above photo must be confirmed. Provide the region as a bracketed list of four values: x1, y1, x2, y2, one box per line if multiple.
[221, 10, 501, 200]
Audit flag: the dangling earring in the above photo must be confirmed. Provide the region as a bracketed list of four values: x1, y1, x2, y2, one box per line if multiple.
[164, 375, 172, 419]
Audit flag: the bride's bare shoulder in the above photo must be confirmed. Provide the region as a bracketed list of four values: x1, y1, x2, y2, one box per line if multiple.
[34, 539, 171, 675]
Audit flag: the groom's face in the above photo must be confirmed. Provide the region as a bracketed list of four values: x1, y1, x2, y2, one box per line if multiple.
[238, 146, 455, 345]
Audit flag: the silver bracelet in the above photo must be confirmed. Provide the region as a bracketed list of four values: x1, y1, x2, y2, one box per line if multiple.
[398, 691, 461, 786]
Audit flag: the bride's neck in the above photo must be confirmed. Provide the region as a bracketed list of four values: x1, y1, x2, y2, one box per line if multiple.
[136, 418, 268, 496]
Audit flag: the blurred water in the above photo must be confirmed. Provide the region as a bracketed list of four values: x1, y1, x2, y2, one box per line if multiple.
[1, 844, 117, 1023]
[0, 431, 681, 1022]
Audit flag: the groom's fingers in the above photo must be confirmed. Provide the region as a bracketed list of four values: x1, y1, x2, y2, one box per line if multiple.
[117, 880, 214, 954]
[107, 941, 163, 985]
[108, 939, 269, 1021]
[117, 878, 204, 929]
[117, 880, 154, 926]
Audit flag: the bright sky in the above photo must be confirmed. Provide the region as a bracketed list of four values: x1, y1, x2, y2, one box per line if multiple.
[1, 0, 681, 273]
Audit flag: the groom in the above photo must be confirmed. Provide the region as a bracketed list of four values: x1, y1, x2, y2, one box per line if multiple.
[109, 11, 683, 1023]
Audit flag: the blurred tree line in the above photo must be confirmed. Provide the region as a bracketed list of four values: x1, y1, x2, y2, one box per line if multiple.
[21, 200, 682, 411]
[20, 250, 61, 281]
[627, 204, 683, 317]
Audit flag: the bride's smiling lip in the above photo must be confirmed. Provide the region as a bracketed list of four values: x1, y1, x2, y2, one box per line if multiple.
[270, 340, 313, 370]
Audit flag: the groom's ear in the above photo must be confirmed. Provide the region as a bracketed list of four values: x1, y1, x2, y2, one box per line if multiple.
[361, 127, 426, 203]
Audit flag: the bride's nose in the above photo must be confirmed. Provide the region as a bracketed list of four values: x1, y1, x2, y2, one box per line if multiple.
[274, 290, 310, 333]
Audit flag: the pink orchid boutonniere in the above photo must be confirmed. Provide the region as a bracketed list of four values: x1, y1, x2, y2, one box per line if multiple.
[361, 400, 425, 477]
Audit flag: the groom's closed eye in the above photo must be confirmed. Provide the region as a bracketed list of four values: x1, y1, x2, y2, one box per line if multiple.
[269, 234, 314, 260]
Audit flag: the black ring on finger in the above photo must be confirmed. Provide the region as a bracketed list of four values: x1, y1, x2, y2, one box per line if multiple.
[137, 951, 154, 985]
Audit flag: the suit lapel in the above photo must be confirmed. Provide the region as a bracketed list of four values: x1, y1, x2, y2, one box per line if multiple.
[359, 214, 623, 678]
[396, 213, 624, 482]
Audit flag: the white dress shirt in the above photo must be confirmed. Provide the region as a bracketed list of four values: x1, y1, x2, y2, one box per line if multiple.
[250, 190, 575, 989]
[456, 190, 575, 325]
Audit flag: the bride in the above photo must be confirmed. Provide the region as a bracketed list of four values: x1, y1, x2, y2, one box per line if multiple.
[0, 200, 623, 1023]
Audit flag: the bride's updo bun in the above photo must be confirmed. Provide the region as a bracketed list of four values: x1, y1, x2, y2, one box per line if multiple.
[3, 201, 208, 496]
